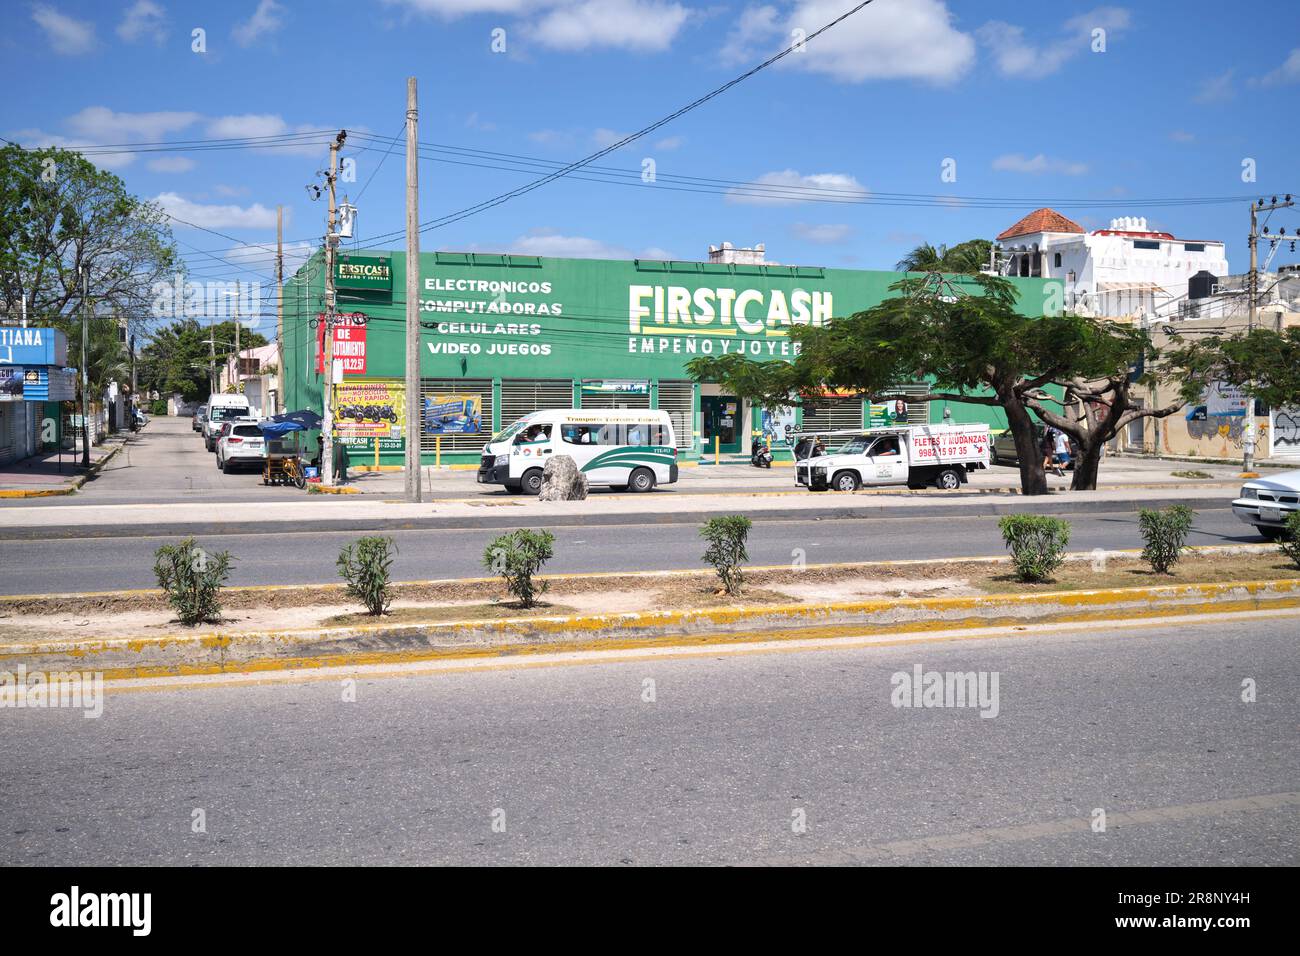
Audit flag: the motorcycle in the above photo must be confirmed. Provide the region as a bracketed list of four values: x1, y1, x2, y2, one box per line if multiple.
[750, 444, 773, 468]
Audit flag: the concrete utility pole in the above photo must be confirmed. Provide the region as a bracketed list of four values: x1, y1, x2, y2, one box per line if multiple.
[233, 279, 241, 394]
[276, 204, 285, 414]
[1244, 195, 1296, 473]
[80, 268, 90, 469]
[208, 308, 216, 395]
[321, 130, 346, 486]
[405, 77, 422, 502]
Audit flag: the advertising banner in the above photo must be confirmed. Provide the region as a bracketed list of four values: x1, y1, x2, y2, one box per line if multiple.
[333, 319, 367, 375]
[1206, 381, 1248, 417]
[759, 405, 797, 447]
[0, 366, 23, 401]
[334, 380, 405, 453]
[423, 394, 483, 435]
[336, 255, 392, 292]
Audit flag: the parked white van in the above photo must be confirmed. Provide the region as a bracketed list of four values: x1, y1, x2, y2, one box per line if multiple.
[203, 394, 254, 451]
[478, 409, 679, 494]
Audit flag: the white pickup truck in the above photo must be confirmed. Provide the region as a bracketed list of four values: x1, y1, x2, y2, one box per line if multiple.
[795, 424, 991, 492]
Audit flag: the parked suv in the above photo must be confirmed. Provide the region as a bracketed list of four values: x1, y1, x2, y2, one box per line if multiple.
[991, 425, 1079, 469]
[193, 405, 208, 433]
[216, 421, 266, 473]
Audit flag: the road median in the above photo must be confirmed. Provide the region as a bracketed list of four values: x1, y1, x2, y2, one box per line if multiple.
[6, 570, 1297, 681]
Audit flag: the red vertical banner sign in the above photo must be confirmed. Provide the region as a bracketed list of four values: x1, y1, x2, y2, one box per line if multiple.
[315, 313, 327, 374]
[333, 320, 367, 375]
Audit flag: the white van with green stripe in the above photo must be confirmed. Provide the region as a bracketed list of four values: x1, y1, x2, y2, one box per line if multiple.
[478, 408, 679, 495]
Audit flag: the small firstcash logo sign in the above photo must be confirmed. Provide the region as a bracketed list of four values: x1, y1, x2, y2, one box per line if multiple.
[49, 886, 151, 937]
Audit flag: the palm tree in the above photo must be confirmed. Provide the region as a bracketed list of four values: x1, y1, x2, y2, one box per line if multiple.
[895, 239, 992, 275]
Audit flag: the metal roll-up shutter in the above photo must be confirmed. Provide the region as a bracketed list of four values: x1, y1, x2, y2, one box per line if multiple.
[656, 380, 694, 450]
[801, 395, 863, 432]
[580, 390, 650, 410]
[419, 377, 493, 453]
[498, 378, 573, 428]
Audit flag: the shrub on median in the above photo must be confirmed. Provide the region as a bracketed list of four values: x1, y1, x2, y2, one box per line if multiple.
[701, 514, 752, 596]
[1138, 504, 1195, 574]
[483, 529, 555, 608]
[153, 537, 233, 626]
[998, 514, 1070, 583]
[337, 536, 397, 616]
[1280, 512, 1300, 570]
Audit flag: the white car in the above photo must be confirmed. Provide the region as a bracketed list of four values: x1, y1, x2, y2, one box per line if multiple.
[1231, 469, 1300, 540]
[216, 421, 267, 474]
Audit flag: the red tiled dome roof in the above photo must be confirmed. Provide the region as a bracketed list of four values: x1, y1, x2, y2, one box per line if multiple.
[996, 208, 1085, 241]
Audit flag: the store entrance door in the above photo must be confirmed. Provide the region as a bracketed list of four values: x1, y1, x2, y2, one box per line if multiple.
[701, 395, 741, 455]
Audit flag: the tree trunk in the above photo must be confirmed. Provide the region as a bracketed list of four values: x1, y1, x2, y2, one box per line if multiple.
[1002, 393, 1048, 495]
[1071, 438, 1103, 490]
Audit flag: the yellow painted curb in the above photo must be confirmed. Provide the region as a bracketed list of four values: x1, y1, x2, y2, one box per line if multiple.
[9, 577, 1299, 682]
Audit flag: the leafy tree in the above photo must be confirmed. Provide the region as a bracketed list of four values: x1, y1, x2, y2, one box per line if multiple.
[1165, 326, 1300, 412]
[895, 239, 992, 275]
[0, 143, 179, 327]
[688, 275, 1190, 495]
[138, 319, 268, 402]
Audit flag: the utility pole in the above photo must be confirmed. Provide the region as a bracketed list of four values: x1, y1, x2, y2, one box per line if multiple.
[233, 279, 241, 395]
[1244, 194, 1295, 473]
[276, 204, 285, 414]
[405, 77, 422, 502]
[208, 307, 216, 396]
[321, 130, 346, 486]
[80, 268, 90, 469]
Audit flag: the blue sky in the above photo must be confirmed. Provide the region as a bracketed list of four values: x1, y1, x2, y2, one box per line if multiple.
[6, 0, 1299, 335]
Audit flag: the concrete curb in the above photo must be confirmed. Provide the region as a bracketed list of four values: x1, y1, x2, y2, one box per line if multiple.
[0, 443, 123, 498]
[0, 493, 1235, 540]
[7, 577, 1297, 681]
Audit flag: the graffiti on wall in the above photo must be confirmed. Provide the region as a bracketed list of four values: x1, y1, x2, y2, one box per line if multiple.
[1274, 409, 1300, 455]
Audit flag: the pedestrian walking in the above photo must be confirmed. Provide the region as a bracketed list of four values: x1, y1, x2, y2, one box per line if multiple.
[1040, 426, 1056, 475]
[1052, 428, 1071, 477]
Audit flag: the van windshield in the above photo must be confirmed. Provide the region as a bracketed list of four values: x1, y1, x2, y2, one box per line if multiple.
[493, 418, 533, 443]
[209, 406, 249, 422]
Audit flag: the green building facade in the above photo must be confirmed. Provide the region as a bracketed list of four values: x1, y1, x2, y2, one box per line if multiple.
[281, 250, 1052, 466]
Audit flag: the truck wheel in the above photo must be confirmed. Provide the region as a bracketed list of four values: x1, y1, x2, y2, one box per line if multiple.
[504, 484, 525, 495]
[1256, 525, 1284, 541]
[521, 469, 544, 495]
[832, 471, 860, 492]
[935, 468, 962, 490]
[628, 467, 656, 493]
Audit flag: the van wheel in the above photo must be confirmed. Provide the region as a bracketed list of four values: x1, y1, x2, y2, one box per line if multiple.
[628, 467, 655, 493]
[521, 469, 544, 495]
[935, 468, 962, 490]
[832, 471, 860, 492]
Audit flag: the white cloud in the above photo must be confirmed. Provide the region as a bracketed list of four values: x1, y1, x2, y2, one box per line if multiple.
[592, 128, 632, 148]
[32, 4, 96, 54]
[196, 239, 312, 277]
[528, 129, 570, 146]
[214, 184, 251, 197]
[147, 156, 196, 173]
[725, 169, 867, 206]
[1257, 48, 1300, 86]
[117, 0, 167, 44]
[8, 128, 136, 169]
[205, 114, 333, 156]
[232, 0, 286, 47]
[1194, 69, 1235, 103]
[533, 0, 688, 52]
[465, 112, 497, 131]
[790, 222, 853, 244]
[721, 0, 974, 85]
[504, 232, 633, 259]
[977, 6, 1130, 78]
[653, 135, 685, 151]
[153, 192, 280, 229]
[992, 153, 1088, 176]
[66, 106, 201, 141]
[380, 0, 533, 16]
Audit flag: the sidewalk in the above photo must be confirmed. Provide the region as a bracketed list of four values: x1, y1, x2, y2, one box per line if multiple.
[0, 481, 1238, 539]
[0, 434, 128, 497]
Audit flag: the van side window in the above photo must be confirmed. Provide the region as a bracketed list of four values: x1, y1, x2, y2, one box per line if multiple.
[561, 425, 598, 445]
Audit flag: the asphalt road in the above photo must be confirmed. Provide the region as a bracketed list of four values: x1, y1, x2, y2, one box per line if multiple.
[0, 507, 1260, 595]
[2, 615, 1295, 865]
